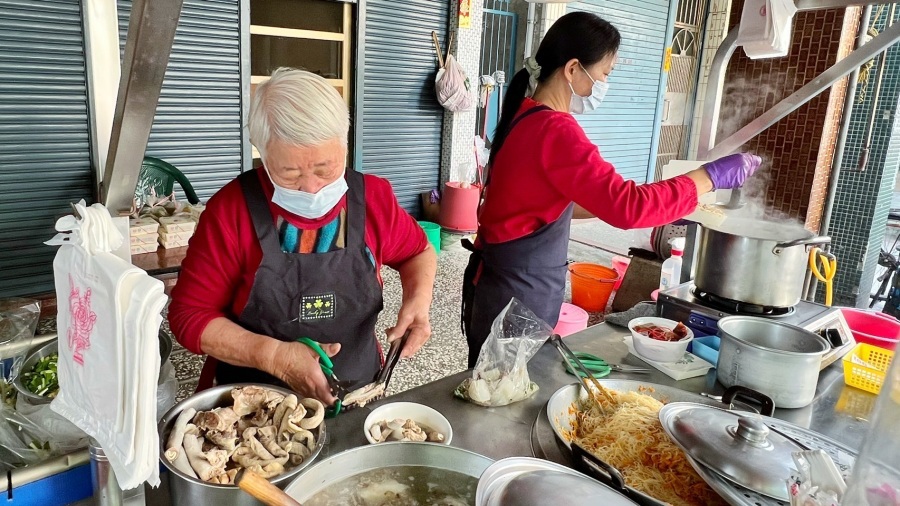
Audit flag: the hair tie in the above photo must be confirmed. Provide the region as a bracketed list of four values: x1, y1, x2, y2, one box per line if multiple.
[524, 57, 541, 97]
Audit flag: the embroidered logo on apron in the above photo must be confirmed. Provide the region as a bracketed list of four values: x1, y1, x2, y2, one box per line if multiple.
[301, 294, 336, 320]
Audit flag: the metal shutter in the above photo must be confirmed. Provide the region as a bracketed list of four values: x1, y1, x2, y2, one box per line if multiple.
[0, 0, 93, 297]
[355, 0, 447, 214]
[567, 0, 672, 183]
[118, 0, 244, 201]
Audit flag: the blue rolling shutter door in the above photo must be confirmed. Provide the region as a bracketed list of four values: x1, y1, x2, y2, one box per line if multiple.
[117, 0, 244, 201]
[0, 0, 93, 297]
[358, 0, 448, 214]
[567, 1, 670, 183]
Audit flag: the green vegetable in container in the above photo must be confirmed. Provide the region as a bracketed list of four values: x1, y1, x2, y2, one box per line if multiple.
[22, 353, 59, 399]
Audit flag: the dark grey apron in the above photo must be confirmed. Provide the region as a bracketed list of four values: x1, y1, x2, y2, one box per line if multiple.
[215, 169, 383, 388]
[462, 105, 572, 368]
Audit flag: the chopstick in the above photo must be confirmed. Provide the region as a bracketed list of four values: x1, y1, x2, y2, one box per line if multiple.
[549, 334, 616, 406]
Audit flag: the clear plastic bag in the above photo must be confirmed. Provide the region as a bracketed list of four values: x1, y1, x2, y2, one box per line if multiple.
[14, 396, 89, 457]
[0, 297, 42, 381]
[0, 404, 57, 471]
[455, 298, 552, 406]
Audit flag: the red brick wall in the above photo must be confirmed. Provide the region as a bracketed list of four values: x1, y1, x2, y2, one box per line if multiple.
[719, 4, 861, 229]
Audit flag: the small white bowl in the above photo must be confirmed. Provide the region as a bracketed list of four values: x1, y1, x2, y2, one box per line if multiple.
[628, 316, 694, 363]
[363, 402, 452, 445]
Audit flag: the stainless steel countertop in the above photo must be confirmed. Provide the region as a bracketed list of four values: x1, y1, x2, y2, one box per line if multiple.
[114, 322, 873, 505]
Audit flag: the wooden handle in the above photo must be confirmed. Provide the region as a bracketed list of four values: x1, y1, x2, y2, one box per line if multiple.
[235, 469, 303, 506]
[431, 31, 445, 68]
[445, 30, 455, 65]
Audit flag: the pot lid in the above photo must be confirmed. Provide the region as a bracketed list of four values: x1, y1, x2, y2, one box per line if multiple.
[659, 402, 802, 501]
[476, 457, 638, 506]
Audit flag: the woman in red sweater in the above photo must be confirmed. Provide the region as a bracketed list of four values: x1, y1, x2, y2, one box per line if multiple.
[462, 13, 760, 366]
[168, 69, 437, 403]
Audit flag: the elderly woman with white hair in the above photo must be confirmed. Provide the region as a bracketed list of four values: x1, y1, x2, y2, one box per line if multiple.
[168, 68, 437, 404]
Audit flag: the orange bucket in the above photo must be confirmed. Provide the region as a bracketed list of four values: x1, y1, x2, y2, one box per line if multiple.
[569, 263, 619, 312]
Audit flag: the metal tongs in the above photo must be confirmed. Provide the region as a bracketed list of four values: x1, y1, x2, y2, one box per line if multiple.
[338, 330, 409, 411]
[548, 334, 616, 408]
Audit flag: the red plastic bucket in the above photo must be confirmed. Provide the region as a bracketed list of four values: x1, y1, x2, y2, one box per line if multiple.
[569, 263, 619, 313]
[438, 182, 481, 233]
[840, 308, 900, 351]
[611, 255, 631, 291]
[554, 303, 589, 337]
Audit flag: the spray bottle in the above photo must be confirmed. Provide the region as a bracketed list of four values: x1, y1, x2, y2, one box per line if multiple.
[659, 237, 685, 291]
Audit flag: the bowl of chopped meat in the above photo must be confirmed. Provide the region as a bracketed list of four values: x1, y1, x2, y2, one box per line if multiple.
[628, 317, 694, 363]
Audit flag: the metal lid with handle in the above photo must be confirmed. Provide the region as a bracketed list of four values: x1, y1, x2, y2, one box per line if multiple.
[659, 402, 804, 502]
[476, 456, 641, 506]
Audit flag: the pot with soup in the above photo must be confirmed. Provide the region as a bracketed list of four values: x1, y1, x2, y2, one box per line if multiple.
[284, 442, 493, 505]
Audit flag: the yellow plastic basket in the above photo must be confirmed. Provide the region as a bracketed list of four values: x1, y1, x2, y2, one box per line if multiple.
[843, 343, 894, 394]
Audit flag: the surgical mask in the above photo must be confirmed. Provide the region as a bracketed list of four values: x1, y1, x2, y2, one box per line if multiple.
[569, 64, 609, 115]
[265, 167, 348, 219]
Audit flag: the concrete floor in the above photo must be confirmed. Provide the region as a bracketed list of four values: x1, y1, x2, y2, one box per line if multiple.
[167, 219, 627, 400]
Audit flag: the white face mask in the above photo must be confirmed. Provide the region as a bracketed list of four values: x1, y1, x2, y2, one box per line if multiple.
[265, 167, 348, 219]
[569, 64, 609, 115]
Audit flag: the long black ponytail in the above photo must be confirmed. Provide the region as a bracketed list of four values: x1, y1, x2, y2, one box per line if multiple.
[488, 12, 621, 167]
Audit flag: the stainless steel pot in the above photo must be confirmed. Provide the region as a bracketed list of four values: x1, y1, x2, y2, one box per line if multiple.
[158, 383, 325, 506]
[695, 217, 830, 307]
[717, 316, 829, 408]
[284, 442, 493, 503]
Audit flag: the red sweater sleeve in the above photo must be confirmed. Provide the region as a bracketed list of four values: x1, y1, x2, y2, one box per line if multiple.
[363, 175, 429, 268]
[541, 115, 698, 229]
[168, 180, 252, 355]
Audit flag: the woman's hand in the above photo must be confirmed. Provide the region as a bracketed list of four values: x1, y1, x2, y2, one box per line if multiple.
[269, 341, 341, 405]
[387, 297, 432, 358]
[703, 153, 762, 190]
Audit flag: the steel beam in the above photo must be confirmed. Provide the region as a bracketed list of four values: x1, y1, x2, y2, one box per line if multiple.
[705, 19, 900, 160]
[100, 0, 183, 213]
[696, 0, 894, 160]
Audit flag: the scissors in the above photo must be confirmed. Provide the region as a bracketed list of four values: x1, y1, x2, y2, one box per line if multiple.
[296, 337, 353, 417]
[561, 352, 651, 378]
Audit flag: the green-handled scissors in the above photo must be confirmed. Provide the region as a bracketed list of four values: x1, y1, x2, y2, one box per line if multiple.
[562, 352, 612, 379]
[562, 352, 652, 378]
[297, 337, 348, 417]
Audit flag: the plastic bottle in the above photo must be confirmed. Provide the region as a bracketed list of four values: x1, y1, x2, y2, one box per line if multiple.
[842, 352, 900, 504]
[659, 237, 685, 291]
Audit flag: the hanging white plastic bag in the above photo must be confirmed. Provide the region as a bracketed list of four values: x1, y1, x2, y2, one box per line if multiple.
[436, 54, 474, 112]
[46, 200, 165, 489]
[455, 298, 552, 407]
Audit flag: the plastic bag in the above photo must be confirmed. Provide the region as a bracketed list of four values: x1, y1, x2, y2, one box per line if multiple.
[0, 404, 57, 471]
[455, 299, 552, 406]
[0, 298, 42, 381]
[15, 396, 89, 457]
[156, 360, 177, 422]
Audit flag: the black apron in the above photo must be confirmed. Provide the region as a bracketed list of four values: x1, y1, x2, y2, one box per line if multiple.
[462, 105, 572, 368]
[216, 169, 383, 388]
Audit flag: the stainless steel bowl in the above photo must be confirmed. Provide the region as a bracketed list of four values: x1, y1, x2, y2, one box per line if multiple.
[13, 340, 58, 405]
[158, 383, 326, 506]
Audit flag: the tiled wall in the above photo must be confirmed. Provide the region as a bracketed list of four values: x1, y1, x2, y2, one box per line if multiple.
[718, 4, 855, 226]
[827, 5, 900, 307]
[440, 0, 486, 184]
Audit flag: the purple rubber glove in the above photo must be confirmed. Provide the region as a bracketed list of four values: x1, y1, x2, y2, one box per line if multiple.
[704, 153, 762, 190]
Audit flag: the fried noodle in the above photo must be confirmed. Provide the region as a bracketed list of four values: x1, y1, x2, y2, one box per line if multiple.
[563, 388, 726, 506]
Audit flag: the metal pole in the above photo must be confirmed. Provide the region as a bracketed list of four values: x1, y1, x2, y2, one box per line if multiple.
[820, 4, 873, 239]
[524, 2, 536, 59]
[100, 0, 184, 213]
[858, 4, 896, 171]
[706, 19, 900, 159]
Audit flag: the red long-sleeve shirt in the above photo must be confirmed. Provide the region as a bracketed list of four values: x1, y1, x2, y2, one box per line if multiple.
[168, 169, 428, 355]
[477, 98, 699, 244]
